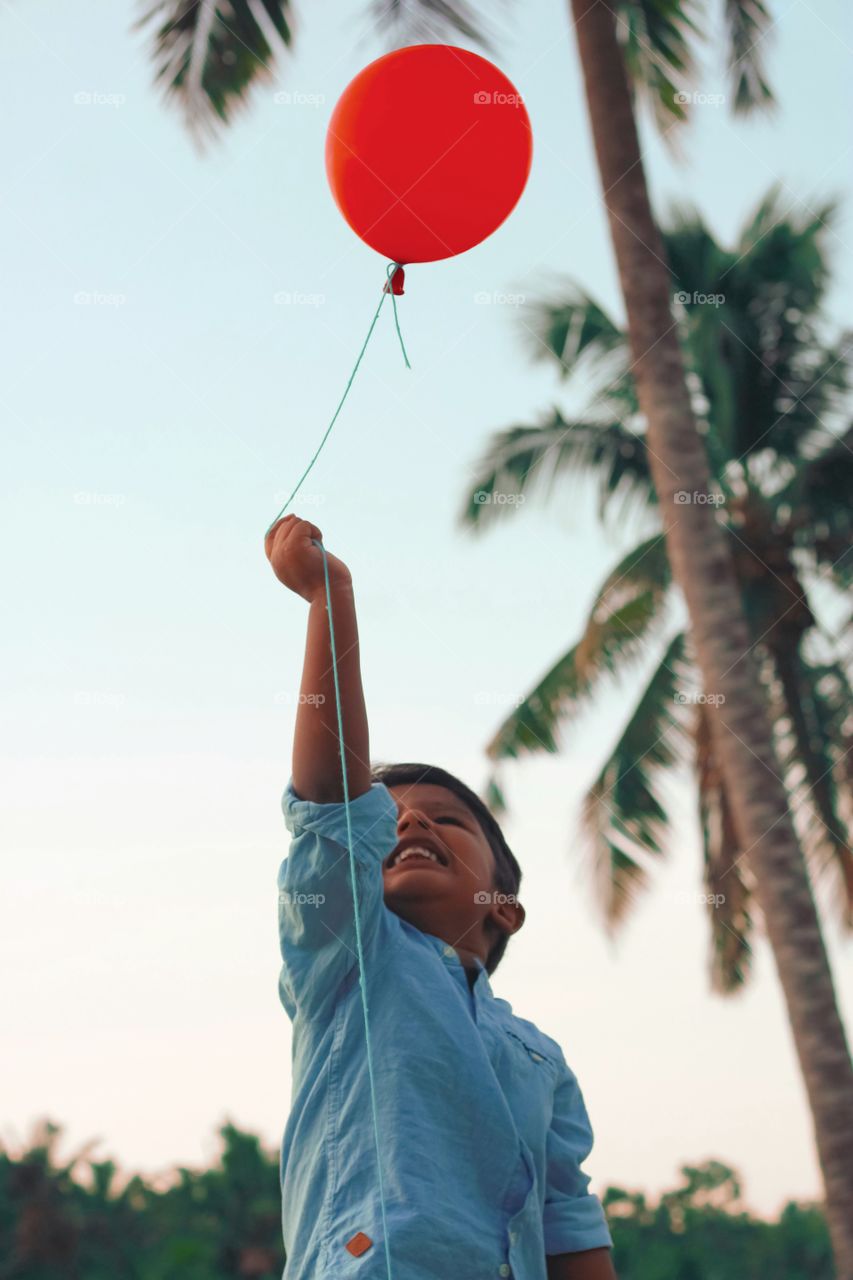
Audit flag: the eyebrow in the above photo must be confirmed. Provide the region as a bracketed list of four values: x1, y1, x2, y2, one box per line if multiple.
[393, 790, 474, 820]
[432, 800, 474, 820]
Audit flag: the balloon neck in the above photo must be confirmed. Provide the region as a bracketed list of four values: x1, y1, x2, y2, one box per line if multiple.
[384, 264, 405, 296]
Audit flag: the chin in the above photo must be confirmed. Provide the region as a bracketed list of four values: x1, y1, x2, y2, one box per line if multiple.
[384, 882, 444, 908]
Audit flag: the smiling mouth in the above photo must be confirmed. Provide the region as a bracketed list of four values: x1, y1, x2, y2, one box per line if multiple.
[385, 843, 449, 872]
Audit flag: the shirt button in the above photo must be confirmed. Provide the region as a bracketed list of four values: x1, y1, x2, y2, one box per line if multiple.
[509, 1231, 518, 1245]
[498, 1266, 511, 1277]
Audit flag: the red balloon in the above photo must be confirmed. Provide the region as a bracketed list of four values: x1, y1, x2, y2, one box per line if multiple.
[325, 45, 533, 267]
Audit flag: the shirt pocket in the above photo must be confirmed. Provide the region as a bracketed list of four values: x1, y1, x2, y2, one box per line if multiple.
[500, 1029, 558, 1153]
[504, 1029, 557, 1067]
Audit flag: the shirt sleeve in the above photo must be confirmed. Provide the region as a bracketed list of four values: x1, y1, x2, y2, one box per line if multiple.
[276, 778, 400, 1023]
[543, 1054, 613, 1255]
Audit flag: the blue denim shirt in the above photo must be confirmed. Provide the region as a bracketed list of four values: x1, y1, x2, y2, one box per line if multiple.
[277, 779, 612, 1280]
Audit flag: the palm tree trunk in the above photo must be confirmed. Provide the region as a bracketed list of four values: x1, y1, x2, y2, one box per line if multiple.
[567, 2, 853, 1270]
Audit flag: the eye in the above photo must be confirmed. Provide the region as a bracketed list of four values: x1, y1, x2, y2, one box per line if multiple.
[435, 815, 463, 827]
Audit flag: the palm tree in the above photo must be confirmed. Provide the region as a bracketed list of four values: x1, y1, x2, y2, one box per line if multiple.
[460, 190, 852, 993]
[567, 5, 853, 1270]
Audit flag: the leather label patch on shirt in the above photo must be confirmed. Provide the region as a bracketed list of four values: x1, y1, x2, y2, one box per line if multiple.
[345, 1231, 373, 1257]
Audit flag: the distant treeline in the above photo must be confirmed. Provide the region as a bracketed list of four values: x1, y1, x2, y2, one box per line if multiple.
[0, 1119, 832, 1278]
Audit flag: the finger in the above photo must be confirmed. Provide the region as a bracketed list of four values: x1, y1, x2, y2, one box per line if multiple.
[282, 518, 322, 547]
[264, 514, 296, 558]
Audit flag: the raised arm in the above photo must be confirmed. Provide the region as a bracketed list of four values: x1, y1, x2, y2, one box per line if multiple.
[264, 515, 371, 803]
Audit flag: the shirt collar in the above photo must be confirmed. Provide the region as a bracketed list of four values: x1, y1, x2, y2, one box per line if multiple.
[423, 932, 494, 998]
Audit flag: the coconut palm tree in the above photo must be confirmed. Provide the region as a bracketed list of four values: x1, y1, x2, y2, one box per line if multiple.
[567, 5, 853, 1271]
[135, 0, 774, 144]
[460, 190, 852, 993]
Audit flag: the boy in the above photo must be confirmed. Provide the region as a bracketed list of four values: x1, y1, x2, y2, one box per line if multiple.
[266, 514, 616, 1280]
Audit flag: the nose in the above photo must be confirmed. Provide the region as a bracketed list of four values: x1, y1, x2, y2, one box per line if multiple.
[397, 807, 431, 835]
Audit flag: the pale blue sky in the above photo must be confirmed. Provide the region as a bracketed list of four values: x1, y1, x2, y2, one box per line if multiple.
[2, 0, 851, 1216]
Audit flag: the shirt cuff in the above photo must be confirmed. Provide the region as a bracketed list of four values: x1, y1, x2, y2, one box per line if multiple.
[543, 1194, 613, 1255]
[282, 778, 399, 846]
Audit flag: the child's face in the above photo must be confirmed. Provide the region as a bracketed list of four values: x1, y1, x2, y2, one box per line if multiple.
[382, 783, 524, 969]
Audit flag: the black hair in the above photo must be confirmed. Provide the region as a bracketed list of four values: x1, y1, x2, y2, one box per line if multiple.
[370, 761, 522, 975]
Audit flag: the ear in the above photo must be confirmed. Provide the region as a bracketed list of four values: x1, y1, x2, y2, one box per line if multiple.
[488, 896, 525, 939]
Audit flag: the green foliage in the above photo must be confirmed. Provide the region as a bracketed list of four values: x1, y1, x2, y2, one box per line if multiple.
[0, 1119, 283, 1280]
[618, 0, 700, 130]
[461, 412, 655, 532]
[723, 0, 776, 114]
[0, 1124, 831, 1278]
[369, 0, 502, 49]
[582, 631, 692, 927]
[136, 1, 294, 145]
[461, 190, 853, 986]
[606, 1160, 833, 1279]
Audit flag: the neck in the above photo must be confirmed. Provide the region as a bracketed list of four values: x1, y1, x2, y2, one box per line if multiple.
[452, 942, 485, 972]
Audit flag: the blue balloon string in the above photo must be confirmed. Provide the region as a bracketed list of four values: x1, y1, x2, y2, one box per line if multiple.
[266, 263, 409, 537]
[272, 266, 409, 1275]
[312, 536, 394, 1280]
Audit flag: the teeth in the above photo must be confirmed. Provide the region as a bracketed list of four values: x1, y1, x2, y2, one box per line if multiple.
[393, 847, 440, 867]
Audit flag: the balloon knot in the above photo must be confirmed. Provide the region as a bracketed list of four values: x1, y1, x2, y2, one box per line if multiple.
[384, 263, 405, 296]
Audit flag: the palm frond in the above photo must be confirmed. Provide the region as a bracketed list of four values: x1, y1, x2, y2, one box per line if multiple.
[779, 422, 853, 589]
[664, 203, 730, 293]
[519, 285, 627, 381]
[662, 208, 739, 462]
[483, 771, 508, 816]
[681, 190, 848, 465]
[723, 0, 776, 115]
[137, 0, 293, 144]
[459, 411, 655, 531]
[615, 0, 701, 132]
[657, 194, 848, 472]
[759, 341, 852, 467]
[369, 0, 498, 48]
[733, 188, 836, 305]
[581, 632, 691, 929]
[694, 698, 754, 992]
[485, 632, 597, 761]
[576, 531, 673, 670]
[772, 647, 853, 928]
[486, 533, 672, 763]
